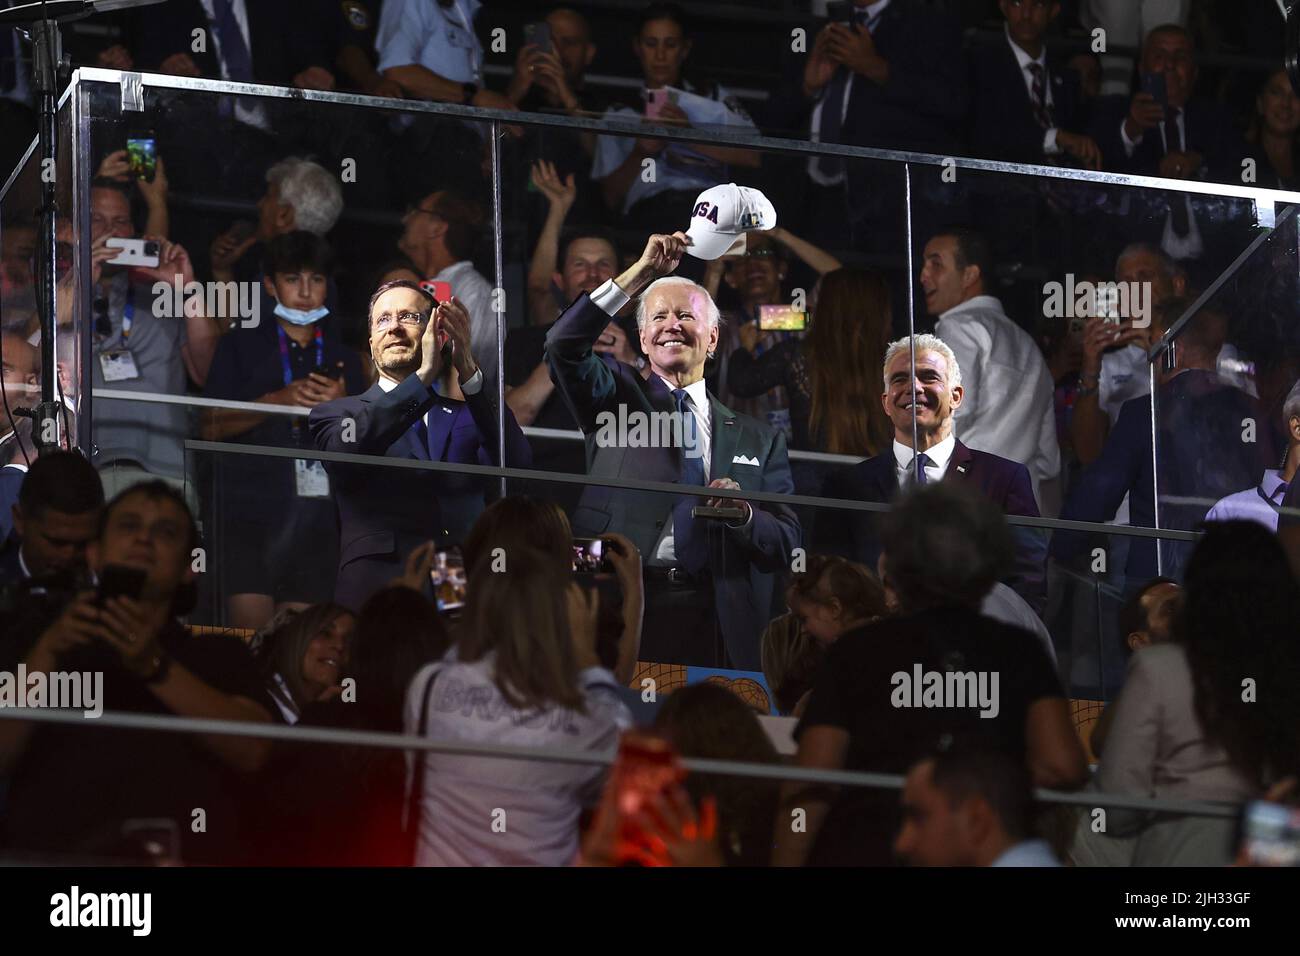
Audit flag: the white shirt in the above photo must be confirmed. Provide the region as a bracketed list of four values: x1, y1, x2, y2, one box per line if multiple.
[806, 0, 891, 187]
[652, 377, 713, 563]
[197, 0, 269, 130]
[1205, 469, 1288, 532]
[1005, 26, 1061, 156]
[377, 367, 483, 396]
[432, 260, 497, 387]
[405, 655, 631, 866]
[1118, 106, 1204, 257]
[891, 433, 954, 487]
[935, 295, 1060, 514]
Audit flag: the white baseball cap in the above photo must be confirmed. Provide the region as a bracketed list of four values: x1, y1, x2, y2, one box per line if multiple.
[684, 183, 777, 260]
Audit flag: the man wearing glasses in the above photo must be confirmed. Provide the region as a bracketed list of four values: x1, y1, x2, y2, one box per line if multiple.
[309, 280, 530, 610]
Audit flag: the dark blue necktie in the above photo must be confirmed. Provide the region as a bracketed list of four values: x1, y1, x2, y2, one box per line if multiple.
[814, 8, 877, 179]
[211, 0, 254, 82]
[910, 452, 933, 486]
[409, 412, 430, 461]
[670, 389, 708, 574]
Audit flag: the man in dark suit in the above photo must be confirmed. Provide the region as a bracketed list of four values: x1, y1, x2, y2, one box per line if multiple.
[0, 451, 103, 593]
[1052, 308, 1273, 587]
[309, 281, 530, 611]
[969, 0, 1099, 168]
[1089, 24, 1242, 184]
[816, 334, 1047, 614]
[763, 0, 966, 248]
[545, 231, 801, 671]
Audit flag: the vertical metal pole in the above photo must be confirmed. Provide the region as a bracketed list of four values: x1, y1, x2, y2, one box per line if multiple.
[73, 75, 93, 457]
[904, 163, 919, 471]
[32, 18, 60, 453]
[490, 120, 506, 498]
[1148, 353, 1163, 575]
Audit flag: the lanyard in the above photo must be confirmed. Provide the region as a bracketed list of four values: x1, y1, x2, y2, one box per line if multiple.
[276, 325, 323, 387]
[120, 285, 135, 343]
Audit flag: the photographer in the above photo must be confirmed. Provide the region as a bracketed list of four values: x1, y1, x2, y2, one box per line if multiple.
[0, 482, 273, 864]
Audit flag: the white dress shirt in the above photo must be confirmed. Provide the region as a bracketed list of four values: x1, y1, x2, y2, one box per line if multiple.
[377, 367, 483, 396]
[1005, 26, 1061, 156]
[892, 433, 954, 487]
[653, 377, 712, 563]
[1118, 105, 1203, 257]
[935, 295, 1060, 514]
[806, 0, 891, 187]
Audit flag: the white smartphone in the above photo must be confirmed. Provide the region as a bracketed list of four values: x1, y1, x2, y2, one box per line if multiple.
[105, 237, 161, 268]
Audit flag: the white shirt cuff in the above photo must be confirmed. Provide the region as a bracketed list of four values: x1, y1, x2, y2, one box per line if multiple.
[590, 278, 630, 316]
[459, 368, 484, 395]
[1043, 128, 1061, 156]
[1120, 119, 1141, 156]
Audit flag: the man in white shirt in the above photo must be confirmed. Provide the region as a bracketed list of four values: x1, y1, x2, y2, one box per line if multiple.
[398, 189, 499, 387]
[920, 228, 1061, 515]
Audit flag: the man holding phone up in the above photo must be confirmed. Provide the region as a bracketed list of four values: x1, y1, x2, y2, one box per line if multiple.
[545, 214, 801, 670]
[310, 281, 530, 612]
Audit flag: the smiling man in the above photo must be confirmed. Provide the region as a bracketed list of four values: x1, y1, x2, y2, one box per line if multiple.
[920, 228, 1060, 515]
[309, 280, 530, 610]
[816, 334, 1046, 614]
[546, 231, 800, 670]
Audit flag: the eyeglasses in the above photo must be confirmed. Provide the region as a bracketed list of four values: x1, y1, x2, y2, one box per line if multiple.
[372, 310, 429, 331]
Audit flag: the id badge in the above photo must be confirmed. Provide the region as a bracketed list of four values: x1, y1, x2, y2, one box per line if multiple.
[294, 459, 330, 498]
[99, 350, 141, 382]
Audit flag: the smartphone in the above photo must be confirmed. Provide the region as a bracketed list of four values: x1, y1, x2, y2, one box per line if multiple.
[1140, 72, 1167, 109]
[692, 504, 748, 521]
[420, 279, 453, 304]
[312, 363, 343, 381]
[608, 731, 686, 866]
[825, 0, 855, 24]
[429, 547, 467, 613]
[126, 134, 156, 183]
[523, 21, 553, 55]
[105, 237, 161, 268]
[97, 564, 147, 606]
[1241, 801, 1300, 866]
[572, 537, 614, 573]
[644, 88, 675, 120]
[759, 304, 808, 332]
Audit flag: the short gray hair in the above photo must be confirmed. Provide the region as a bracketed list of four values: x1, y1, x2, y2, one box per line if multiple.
[1285, 379, 1300, 425]
[635, 277, 720, 331]
[266, 157, 343, 236]
[882, 334, 962, 390]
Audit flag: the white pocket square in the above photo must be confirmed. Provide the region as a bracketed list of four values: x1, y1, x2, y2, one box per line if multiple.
[731, 454, 760, 466]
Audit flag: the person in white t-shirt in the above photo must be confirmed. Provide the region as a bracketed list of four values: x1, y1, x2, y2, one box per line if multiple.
[405, 546, 633, 866]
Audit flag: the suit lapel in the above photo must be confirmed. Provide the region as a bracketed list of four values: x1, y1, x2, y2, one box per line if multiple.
[709, 395, 742, 481]
[427, 399, 458, 461]
[944, 440, 974, 484]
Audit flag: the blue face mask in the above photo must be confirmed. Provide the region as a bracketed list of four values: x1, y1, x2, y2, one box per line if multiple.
[274, 303, 329, 326]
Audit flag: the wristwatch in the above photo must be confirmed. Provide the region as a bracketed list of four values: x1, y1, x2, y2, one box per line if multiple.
[461, 82, 478, 105]
[140, 650, 171, 685]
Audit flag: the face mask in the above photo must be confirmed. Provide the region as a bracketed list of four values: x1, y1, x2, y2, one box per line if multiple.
[274, 303, 329, 326]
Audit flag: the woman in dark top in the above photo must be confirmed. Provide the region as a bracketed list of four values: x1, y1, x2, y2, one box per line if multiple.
[1243, 69, 1300, 190]
[773, 485, 1087, 866]
[727, 269, 893, 494]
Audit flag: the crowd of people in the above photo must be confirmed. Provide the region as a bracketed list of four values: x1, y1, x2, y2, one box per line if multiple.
[1, 0, 1299, 866]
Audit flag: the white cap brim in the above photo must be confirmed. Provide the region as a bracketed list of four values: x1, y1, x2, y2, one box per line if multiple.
[684, 226, 746, 261]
